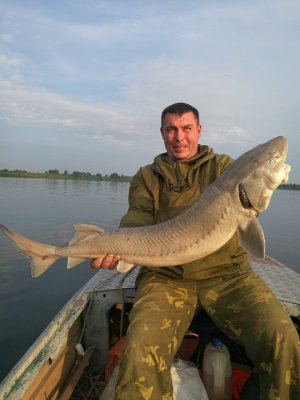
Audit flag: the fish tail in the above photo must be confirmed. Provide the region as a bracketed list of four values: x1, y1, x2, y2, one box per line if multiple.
[0, 224, 59, 277]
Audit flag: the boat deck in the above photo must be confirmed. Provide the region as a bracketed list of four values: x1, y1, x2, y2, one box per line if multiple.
[250, 256, 300, 317]
[82, 255, 300, 317]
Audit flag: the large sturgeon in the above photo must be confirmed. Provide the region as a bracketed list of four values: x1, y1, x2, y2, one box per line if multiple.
[0, 136, 290, 277]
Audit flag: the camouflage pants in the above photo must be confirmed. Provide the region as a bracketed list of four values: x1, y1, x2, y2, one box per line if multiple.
[114, 270, 300, 400]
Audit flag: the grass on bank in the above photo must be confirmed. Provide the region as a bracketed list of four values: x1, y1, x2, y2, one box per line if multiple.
[0, 169, 132, 182]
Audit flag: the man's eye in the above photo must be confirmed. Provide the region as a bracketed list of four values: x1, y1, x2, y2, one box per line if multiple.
[167, 127, 175, 133]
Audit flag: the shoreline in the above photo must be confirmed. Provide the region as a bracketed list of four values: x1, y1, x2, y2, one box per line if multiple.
[0, 171, 132, 183]
[0, 171, 299, 189]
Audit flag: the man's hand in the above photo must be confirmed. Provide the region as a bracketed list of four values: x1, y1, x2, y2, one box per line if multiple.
[90, 254, 121, 270]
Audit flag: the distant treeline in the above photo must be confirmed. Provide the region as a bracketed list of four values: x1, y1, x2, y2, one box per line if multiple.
[1, 169, 299, 189]
[278, 183, 300, 190]
[0, 169, 132, 182]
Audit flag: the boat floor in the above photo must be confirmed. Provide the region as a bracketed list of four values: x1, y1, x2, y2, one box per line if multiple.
[70, 367, 106, 400]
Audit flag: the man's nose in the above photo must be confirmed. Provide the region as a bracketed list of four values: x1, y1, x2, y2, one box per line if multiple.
[175, 129, 185, 141]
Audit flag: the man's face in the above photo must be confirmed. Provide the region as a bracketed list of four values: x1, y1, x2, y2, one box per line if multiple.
[161, 112, 202, 160]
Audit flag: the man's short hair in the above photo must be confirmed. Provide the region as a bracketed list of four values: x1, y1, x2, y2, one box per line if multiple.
[161, 103, 200, 126]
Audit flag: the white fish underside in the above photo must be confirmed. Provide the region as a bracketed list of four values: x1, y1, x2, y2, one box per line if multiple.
[0, 136, 291, 277]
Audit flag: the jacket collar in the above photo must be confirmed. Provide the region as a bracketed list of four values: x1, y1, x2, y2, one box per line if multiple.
[151, 145, 215, 191]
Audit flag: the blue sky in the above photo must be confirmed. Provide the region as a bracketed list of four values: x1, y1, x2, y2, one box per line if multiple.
[1, 0, 300, 182]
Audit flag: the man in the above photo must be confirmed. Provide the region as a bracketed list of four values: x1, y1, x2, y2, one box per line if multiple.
[92, 103, 300, 399]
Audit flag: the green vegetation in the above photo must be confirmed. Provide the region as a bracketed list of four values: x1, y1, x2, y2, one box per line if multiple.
[278, 183, 300, 190]
[0, 169, 132, 182]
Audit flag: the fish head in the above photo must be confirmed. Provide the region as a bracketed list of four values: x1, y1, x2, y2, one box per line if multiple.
[240, 136, 291, 212]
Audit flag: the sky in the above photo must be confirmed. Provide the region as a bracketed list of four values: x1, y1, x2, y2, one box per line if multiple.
[0, 0, 300, 182]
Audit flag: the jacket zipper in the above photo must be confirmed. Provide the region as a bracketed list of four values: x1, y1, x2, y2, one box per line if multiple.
[173, 161, 180, 186]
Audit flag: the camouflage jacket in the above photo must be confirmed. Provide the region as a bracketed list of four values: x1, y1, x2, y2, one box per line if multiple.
[120, 144, 251, 281]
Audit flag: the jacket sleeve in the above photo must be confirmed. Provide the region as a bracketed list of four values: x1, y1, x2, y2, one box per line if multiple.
[119, 168, 156, 228]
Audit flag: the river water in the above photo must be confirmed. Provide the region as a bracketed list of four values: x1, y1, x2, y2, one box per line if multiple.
[0, 177, 299, 381]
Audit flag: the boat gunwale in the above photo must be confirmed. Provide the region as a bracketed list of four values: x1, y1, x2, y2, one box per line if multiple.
[0, 291, 89, 399]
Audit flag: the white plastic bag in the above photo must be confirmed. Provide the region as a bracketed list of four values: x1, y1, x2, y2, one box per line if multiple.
[172, 359, 209, 400]
[101, 363, 120, 400]
[101, 359, 208, 400]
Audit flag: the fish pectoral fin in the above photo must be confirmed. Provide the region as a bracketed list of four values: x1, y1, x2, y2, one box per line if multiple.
[238, 217, 266, 259]
[67, 257, 87, 269]
[117, 260, 136, 273]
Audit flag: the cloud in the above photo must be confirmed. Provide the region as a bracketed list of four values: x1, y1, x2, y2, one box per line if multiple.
[0, 51, 289, 155]
[0, 33, 14, 43]
[0, 0, 300, 181]
[0, 53, 22, 67]
[0, 59, 253, 150]
[0, 74, 160, 149]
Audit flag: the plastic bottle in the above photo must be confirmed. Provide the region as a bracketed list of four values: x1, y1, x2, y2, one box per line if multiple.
[202, 338, 232, 400]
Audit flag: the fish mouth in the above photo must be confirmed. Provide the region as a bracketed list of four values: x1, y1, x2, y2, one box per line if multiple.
[281, 163, 291, 183]
[238, 183, 254, 210]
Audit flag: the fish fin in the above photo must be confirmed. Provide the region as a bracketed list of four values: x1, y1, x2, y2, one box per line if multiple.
[74, 224, 105, 233]
[0, 224, 58, 277]
[66, 225, 105, 269]
[30, 255, 60, 277]
[69, 224, 105, 246]
[67, 257, 87, 269]
[238, 217, 265, 258]
[117, 260, 136, 273]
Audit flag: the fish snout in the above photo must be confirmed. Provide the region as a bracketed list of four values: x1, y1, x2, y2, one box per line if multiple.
[282, 163, 291, 183]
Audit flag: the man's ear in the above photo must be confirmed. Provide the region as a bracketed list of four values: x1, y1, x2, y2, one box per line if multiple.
[198, 124, 202, 140]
